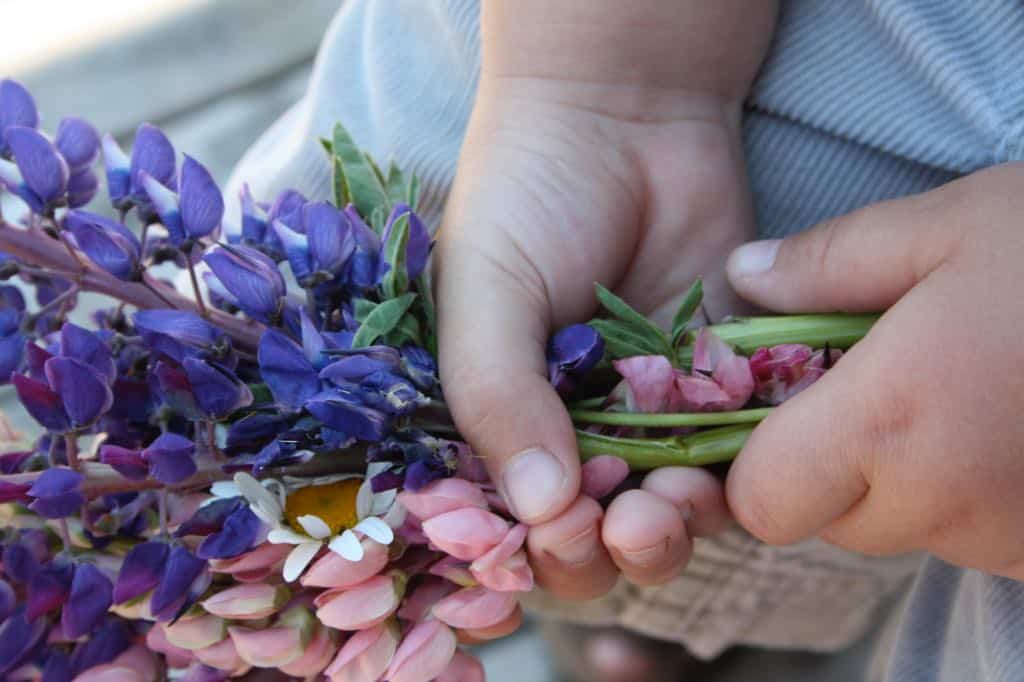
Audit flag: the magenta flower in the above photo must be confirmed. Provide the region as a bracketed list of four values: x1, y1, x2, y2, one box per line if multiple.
[750, 343, 843, 405]
[610, 355, 679, 413]
[675, 329, 755, 411]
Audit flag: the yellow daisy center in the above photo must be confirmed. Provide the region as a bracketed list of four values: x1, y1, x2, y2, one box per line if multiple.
[284, 479, 362, 535]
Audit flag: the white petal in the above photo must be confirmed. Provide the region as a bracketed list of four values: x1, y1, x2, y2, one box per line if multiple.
[297, 514, 332, 540]
[267, 527, 309, 545]
[355, 517, 394, 546]
[355, 479, 373, 520]
[282, 542, 321, 582]
[234, 473, 281, 518]
[366, 461, 391, 479]
[209, 481, 241, 499]
[382, 499, 407, 530]
[370, 488, 398, 517]
[328, 531, 364, 561]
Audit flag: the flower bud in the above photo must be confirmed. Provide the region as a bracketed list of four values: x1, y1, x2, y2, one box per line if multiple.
[200, 584, 289, 621]
[436, 650, 486, 682]
[324, 623, 398, 682]
[208, 542, 290, 583]
[145, 623, 195, 670]
[6, 126, 68, 211]
[163, 614, 227, 651]
[398, 478, 488, 522]
[433, 586, 518, 630]
[301, 538, 388, 589]
[470, 549, 533, 593]
[178, 155, 223, 241]
[193, 636, 246, 674]
[54, 116, 99, 170]
[204, 245, 285, 322]
[314, 573, 403, 631]
[26, 468, 84, 519]
[279, 624, 337, 677]
[141, 432, 196, 485]
[228, 604, 314, 668]
[421, 507, 510, 561]
[385, 620, 457, 682]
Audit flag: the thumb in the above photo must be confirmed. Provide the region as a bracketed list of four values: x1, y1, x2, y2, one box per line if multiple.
[725, 189, 958, 313]
[435, 237, 581, 526]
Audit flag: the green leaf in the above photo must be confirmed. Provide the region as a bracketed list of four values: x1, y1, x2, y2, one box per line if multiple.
[588, 319, 667, 359]
[319, 138, 333, 154]
[593, 283, 671, 354]
[416, 272, 437, 355]
[380, 213, 410, 299]
[369, 205, 390, 235]
[352, 293, 418, 348]
[332, 156, 349, 208]
[247, 383, 274, 405]
[406, 174, 421, 210]
[671, 278, 704, 348]
[384, 312, 421, 347]
[331, 123, 389, 218]
[354, 297, 376, 324]
[385, 162, 407, 205]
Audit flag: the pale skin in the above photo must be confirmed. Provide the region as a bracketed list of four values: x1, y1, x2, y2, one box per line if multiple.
[436, 0, 779, 610]
[437, 0, 1024, 652]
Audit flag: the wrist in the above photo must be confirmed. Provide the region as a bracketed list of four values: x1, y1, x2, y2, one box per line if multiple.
[482, 0, 778, 100]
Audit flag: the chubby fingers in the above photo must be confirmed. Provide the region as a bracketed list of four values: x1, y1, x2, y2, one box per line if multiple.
[527, 496, 619, 600]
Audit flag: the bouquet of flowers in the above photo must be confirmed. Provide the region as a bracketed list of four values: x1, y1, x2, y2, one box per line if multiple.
[0, 78, 875, 681]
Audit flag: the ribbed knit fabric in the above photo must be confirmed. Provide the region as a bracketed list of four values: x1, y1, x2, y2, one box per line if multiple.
[228, 1, 1024, 678]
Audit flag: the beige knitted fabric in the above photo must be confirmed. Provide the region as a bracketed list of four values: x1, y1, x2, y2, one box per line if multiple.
[522, 527, 922, 659]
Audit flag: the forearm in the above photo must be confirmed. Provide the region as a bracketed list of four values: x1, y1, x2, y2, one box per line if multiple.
[482, 0, 779, 101]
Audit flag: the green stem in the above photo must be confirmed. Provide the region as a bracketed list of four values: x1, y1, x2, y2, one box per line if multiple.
[576, 424, 754, 470]
[571, 407, 771, 428]
[677, 313, 878, 363]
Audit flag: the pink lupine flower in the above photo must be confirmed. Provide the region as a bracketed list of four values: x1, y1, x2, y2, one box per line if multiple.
[385, 620, 458, 682]
[75, 644, 160, 682]
[471, 549, 533, 592]
[675, 329, 754, 411]
[193, 637, 246, 674]
[433, 586, 518, 630]
[610, 355, 678, 413]
[421, 507, 510, 561]
[398, 577, 458, 623]
[228, 604, 316, 668]
[145, 623, 195, 669]
[162, 614, 227, 650]
[436, 650, 486, 682]
[314, 573, 403, 630]
[450, 440, 488, 483]
[469, 523, 534, 592]
[300, 538, 389, 589]
[580, 455, 629, 499]
[208, 541, 290, 582]
[324, 623, 399, 682]
[200, 583, 289, 620]
[750, 344, 842, 404]
[398, 478, 488, 521]
[428, 556, 478, 588]
[279, 624, 337, 677]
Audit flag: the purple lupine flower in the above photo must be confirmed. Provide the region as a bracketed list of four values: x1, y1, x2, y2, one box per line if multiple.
[0, 285, 26, 384]
[306, 201, 355, 275]
[344, 205, 380, 291]
[41, 651, 71, 681]
[258, 330, 321, 410]
[26, 561, 74, 620]
[68, 618, 131, 676]
[98, 444, 148, 481]
[0, 79, 39, 156]
[112, 541, 169, 603]
[139, 170, 182, 240]
[59, 322, 116, 382]
[224, 413, 290, 456]
[31, 355, 114, 428]
[61, 563, 113, 638]
[238, 183, 269, 245]
[133, 309, 230, 364]
[547, 323, 604, 396]
[400, 345, 439, 393]
[100, 134, 131, 207]
[3, 126, 69, 212]
[181, 358, 252, 420]
[354, 371, 425, 417]
[377, 203, 431, 284]
[177, 155, 224, 240]
[319, 354, 399, 383]
[195, 505, 262, 560]
[266, 188, 307, 232]
[54, 117, 99, 171]
[272, 218, 312, 282]
[128, 123, 175, 204]
[3, 538, 44, 585]
[176, 497, 243, 537]
[204, 245, 285, 322]
[66, 166, 99, 207]
[0, 480, 31, 503]
[149, 546, 209, 621]
[140, 432, 196, 485]
[0, 607, 48, 676]
[305, 388, 391, 442]
[26, 468, 85, 518]
[0, 580, 15, 623]
[150, 361, 200, 418]
[63, 211, 141, 281]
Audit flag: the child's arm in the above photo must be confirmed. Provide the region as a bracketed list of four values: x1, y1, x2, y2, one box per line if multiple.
[436, 0, 778, 603]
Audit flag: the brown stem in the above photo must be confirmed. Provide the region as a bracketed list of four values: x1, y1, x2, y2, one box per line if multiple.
[0, 446, 370, 500]
[64, 433, 80, 471]
[0, 220, 263, 350]
[186, 246, 209, 318]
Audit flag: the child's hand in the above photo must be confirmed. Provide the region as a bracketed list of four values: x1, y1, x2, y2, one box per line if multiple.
[436, 77, 751, 600]
[726, 164, 1024, 579]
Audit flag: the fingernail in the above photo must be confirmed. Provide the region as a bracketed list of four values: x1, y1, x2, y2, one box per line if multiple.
[619, 539, 670, 568]
[501, 448, 565, 523]
[545, 525, 598, 568]
[730, 240, 780, 277]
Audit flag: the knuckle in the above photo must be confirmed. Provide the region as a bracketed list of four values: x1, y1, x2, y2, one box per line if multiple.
[731, 483, 795, 545]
